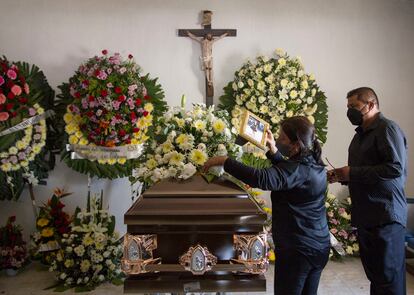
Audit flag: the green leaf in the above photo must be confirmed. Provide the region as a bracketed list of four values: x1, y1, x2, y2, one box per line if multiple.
[111, 277, 124, 286]
[107, 215, 116, 236]
[52, 285, 71, 292]
[74, 285, 95, 292]
[200, 172, 216, 183]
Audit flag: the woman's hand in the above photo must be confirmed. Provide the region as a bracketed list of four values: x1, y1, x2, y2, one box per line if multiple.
[265, 129, 277, 154]
[202, 156, 228, 173]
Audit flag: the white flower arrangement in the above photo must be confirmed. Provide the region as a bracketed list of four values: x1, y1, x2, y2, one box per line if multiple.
[220, 48, 328, 144]
[132, 102, 241, 186]
[49, 192, 123, 292]
[0, 104, 47, 176]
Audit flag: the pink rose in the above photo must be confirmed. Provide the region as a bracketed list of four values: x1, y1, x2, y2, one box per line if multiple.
[0, 112, 10, 121]
[0, 76, 4, 86]
[28, 108, 36, 116]
[11, 85, 22, 96]
[330, 228, 338, 234]
[338, 208, 346, 214]
[0, 94, 6, 104]
[7, 69, 17, 80]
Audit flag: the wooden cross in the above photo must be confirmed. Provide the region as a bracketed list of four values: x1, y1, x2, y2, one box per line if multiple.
[178, 10, 237, 106]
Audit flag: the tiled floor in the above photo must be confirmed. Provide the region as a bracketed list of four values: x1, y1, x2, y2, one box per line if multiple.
[1, 258, 414, 294]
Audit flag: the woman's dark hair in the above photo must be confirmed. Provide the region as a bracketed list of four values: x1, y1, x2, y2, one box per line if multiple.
[280, 116, 324, 165]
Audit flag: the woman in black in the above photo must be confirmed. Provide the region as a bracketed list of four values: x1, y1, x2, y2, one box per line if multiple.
[203, 116, 330, 295]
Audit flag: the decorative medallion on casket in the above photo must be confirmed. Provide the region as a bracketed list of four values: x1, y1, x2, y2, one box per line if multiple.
[232, 233, 269, 274]
[179, 245, 218, 275]
[121, 234, 160, 275]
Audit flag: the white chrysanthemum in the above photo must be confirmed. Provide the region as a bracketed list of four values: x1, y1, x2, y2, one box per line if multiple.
[179, 163, 197, 180]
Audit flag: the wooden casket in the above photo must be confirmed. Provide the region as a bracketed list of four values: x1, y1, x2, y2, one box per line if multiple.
[122, 175, 268, 293]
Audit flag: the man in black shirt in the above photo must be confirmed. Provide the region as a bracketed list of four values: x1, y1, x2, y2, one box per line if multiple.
[328, 87, 408, 295]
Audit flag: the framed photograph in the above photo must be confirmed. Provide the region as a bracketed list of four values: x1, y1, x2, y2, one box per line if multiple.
[239, 111, 270, 150]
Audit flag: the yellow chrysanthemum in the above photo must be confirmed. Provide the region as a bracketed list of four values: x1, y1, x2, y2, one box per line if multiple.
[68, 135, 79, 145]
[32, 145, 42, 154]
[37, 218, 49, 227]
[169, 151, 185, 166]
[137, 118, 149, 129]
[131, 138, 139, 144]
[107, 158, 117, 165]
[16, 141, 27, 150]
[212, 119, 226, 134]
[278, 58, 286, 66]
[0, 163, 12, 172]
[175, 134, 188, 145]
[65, 124, 78, 135]
[162, 141, 174, 153]
[144, 103, 154, 113]
[117, 158, 127, 164]
[189, 149, 208, 166]
[175, 118, 185, 128]
[146, 158, 158, 169]
[41, 227, 54, 238]
[82, 235, 94, 246]
[63, 113, 74, 123]
[79, 138, 89, 146]
[193, 120, 206, 131]
[20, 160, 29, 167]
[75, 131, 83, 139]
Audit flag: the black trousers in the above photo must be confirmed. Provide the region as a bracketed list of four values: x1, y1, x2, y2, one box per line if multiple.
[274, 247, 330, 295]
[358, 222, 406, 295]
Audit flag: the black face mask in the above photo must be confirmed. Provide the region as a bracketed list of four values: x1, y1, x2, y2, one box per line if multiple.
[347, 104, 368, 126]
[276, 140, 292, 157]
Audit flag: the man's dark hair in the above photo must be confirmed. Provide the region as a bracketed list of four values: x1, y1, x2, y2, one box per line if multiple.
[346, 87, 379, 108]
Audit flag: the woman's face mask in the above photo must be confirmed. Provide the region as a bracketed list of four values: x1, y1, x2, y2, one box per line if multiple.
[276, 130, 297, 157]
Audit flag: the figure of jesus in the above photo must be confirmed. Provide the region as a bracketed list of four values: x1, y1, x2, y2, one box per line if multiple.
[186, 31, 228, 86]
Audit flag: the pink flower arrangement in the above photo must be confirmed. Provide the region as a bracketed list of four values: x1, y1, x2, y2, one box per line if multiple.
[326, 194, 359, 260]
[65, 50, 151, 147]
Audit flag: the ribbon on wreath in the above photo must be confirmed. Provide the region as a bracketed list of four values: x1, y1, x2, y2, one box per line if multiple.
[66, 143, 144, 160]
[0, 110, 55, 137]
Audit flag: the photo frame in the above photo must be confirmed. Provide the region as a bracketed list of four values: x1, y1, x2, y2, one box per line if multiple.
[239, 110, 270, 150]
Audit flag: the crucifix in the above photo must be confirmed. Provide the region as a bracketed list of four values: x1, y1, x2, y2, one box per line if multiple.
[178, 10, 237, 106]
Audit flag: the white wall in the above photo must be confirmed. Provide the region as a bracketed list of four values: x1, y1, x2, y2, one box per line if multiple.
[1, 0, 413, 239]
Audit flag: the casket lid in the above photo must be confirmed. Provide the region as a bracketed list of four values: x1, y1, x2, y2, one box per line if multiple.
[125, 175, 266, 226]
[142, 174, 246, 198]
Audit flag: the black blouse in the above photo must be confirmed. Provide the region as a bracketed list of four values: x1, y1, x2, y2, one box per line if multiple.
[224, 151, 330, 253]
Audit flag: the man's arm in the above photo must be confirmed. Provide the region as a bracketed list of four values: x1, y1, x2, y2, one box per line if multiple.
[349, 124, 407, 184]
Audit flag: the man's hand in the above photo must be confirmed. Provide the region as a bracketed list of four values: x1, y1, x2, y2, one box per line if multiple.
[327, 166, 350, 183]
[265, 129, 277, 154]
[202, 156, 228, 173]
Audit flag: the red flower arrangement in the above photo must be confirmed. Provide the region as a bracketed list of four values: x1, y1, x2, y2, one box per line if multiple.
[30, 188, 72, 265]
[0, 216, 28, 271]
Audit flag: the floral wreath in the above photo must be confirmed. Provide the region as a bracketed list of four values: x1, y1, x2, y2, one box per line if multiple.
[0, 57, 56, 200]
[220, 48, 328, 144]
[133, 101, 241, 187]
[56, 50, 167, 179]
